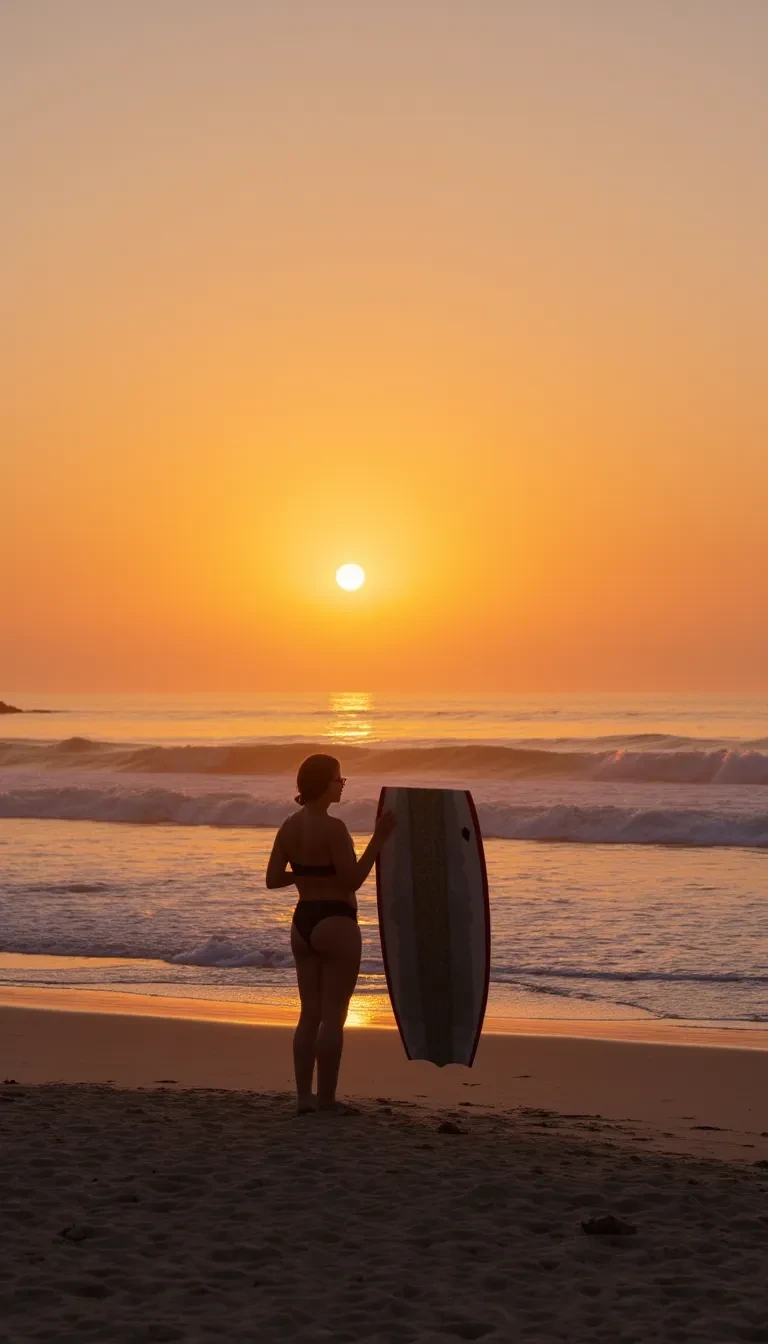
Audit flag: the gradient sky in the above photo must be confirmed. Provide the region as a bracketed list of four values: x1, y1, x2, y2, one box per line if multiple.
[4, 1, 768, 692]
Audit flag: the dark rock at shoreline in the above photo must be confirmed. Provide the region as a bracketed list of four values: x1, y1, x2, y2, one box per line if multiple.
[0, 701, 55, 714]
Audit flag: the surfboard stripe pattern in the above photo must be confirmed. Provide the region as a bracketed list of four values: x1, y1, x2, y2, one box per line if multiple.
[376, 786, 491, 1067]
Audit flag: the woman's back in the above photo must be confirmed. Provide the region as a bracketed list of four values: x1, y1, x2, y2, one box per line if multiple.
[280, 810, 355, 905]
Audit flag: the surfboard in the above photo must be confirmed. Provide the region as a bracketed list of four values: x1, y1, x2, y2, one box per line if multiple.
[375, 786, 490, 1067]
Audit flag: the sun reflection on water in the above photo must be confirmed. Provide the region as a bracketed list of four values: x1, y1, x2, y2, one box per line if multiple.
[326, 691, 374, 743]
[345, 993, 395, 1028]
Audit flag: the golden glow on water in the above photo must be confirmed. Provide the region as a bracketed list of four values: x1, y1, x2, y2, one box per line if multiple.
[326, 691, 374, 743]
[345, 994, 395, 1029]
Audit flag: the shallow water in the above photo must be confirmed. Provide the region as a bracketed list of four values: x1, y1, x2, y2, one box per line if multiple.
[1, 818, 765, 1022]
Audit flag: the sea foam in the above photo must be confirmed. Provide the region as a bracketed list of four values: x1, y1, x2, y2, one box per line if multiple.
[2, 779, 768, 847]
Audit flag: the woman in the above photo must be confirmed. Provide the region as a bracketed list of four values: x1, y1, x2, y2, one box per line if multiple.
[266, 754, 395, 1113]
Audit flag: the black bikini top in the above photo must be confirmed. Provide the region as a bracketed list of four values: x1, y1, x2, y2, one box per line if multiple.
[289, 860, 337, 877]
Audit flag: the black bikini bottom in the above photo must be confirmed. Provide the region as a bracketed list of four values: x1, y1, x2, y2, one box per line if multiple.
[292, 900, 357, 950]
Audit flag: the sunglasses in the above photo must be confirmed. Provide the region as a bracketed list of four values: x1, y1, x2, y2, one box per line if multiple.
[334, 776, 347, 787]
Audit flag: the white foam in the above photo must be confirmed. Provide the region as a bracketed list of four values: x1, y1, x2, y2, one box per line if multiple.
[2, 776, 768, 848]
[169, 937, 294, 969]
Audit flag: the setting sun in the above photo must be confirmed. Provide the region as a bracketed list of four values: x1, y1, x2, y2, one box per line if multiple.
[336, 564, 365, 592]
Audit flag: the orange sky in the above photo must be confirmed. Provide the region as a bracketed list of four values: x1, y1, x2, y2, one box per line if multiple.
[3, 3, 768, 692]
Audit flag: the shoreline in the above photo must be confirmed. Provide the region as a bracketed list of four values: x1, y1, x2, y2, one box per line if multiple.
[3, 994, 767, 1165]
[1, 982, 767, 1048]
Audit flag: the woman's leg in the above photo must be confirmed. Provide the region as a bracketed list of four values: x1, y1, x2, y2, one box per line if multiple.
[291, 924, 323, 1112]
[310, 917, 362, 1110]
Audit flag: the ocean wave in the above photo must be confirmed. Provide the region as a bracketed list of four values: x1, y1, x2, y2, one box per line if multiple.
[0, 922, 763, 993]
[168, 936, 295, 969]
[23, 881, 113, 895]
[0, 937, 763, 1021]
[497, 967, 768, 985]
[3, 735, 768, 783]
[3, 782, 768, 847]
[495, 967, 768, 1022]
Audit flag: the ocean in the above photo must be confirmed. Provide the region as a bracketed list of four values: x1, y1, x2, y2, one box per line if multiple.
[0, 692, 766, 1026]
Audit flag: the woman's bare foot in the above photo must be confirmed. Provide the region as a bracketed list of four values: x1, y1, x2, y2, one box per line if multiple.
[315, 1100, 360, 1115]
[296, 1094, 317, 1115]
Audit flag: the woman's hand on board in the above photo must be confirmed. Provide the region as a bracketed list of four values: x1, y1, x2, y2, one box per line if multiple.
[374, 810, 397, 845]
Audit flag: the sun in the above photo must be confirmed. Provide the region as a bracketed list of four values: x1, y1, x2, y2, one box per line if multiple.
[336, 563, 365, 591]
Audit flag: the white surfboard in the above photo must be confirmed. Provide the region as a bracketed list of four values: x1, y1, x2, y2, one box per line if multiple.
[375, 786, 490, 1067]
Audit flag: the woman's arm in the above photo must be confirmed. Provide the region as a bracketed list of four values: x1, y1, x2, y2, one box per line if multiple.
[265, 828, 297, 890]
[327, 812, 396, 891]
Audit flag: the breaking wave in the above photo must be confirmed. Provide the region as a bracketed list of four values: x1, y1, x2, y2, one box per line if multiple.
[4, 734, 768, 783]
[2, 782, 768, 847]
[168, 937, 295, 969]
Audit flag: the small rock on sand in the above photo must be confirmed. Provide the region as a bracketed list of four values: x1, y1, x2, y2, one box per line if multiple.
[581, 1215, 637, 1236]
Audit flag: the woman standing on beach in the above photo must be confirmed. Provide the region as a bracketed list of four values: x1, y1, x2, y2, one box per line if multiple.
[266, 754, 396, 1113]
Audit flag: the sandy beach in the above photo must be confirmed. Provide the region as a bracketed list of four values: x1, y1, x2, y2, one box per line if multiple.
[2, 998, 767, 1343]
